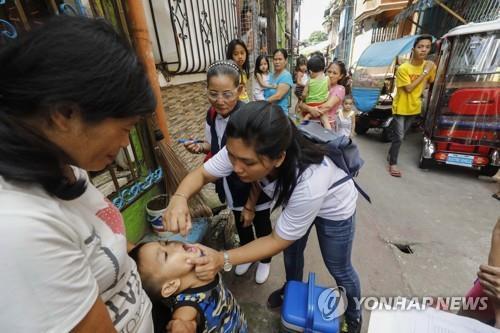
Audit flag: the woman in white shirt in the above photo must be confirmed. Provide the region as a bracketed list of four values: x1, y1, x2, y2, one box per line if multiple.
[164, 101, 362, 332]
[0, 16, 156, 332]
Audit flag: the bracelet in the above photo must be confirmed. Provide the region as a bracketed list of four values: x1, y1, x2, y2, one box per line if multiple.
[173, 193, 188, 200]
[243, 206, 255, 212]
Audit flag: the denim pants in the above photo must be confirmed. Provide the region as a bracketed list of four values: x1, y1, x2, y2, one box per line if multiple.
[283, 214, 361, 321]
[388, 115, 417, 165]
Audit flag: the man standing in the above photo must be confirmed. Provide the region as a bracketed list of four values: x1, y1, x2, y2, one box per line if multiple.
[388, 35, 436, 177]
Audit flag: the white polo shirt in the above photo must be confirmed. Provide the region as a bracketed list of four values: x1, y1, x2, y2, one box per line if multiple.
[204, 147, 358, 240]
[205, 115, 271, 211]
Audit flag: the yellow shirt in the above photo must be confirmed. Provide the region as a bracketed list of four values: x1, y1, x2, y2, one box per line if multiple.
[392, 61, 436, 116]
[239, 72, 249, 103]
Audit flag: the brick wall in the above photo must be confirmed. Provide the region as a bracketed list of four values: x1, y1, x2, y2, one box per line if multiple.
[161, 80, 209, 170]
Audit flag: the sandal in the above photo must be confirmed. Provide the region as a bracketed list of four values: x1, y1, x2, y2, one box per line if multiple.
[492, 193, 500, 201]
[388, 166, 402, 177]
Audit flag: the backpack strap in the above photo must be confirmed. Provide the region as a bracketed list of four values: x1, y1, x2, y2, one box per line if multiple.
[329, 174, 371, 203]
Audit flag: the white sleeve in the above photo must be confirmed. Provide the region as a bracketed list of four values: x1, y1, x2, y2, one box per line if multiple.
[204, 121, 211, 144]
[274, 172, 328, 241]
[0, 215, 98, 332]
[203, 146, 234, 178]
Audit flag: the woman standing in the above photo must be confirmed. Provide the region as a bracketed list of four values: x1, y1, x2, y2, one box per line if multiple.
[0, 17, 155, 332]
[264, 49, 294, 115]
[163, 101, 362, 333]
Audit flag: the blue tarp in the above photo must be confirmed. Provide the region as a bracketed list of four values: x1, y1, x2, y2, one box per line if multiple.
[357, 35, 421, 67]
[352, 87, 383, 113]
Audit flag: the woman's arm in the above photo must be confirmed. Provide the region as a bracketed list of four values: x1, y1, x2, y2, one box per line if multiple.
[318, 92, 341, 113]
[256, 73, 276, 89]
[163, 166, 218, 235]
[188, 231, 293, 281]
[267, 83, 291, 102]
[72, 298, 117, 333]
[298, 101, 321, 118]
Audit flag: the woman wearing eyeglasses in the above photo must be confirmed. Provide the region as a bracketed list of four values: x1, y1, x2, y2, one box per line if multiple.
[182, 60, 274, 284]
[264, 49, 294, 115]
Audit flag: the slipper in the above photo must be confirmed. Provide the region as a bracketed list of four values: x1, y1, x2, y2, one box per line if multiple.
[493, 193, 500, 201]
[388, 166, 402, 177]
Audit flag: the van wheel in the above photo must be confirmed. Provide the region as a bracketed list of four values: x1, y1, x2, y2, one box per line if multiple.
[355, 124, 369, 135]
[419, 147, 433, 169]
[480, 165, 499, 177]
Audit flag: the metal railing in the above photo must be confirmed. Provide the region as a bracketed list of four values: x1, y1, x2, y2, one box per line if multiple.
[371, 25, 398, 43]
[146, 0, 238, 74]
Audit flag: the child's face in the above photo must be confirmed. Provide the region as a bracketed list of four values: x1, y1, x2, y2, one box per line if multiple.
[326, 64, 343, 85]
[343, 99, 353, 111]
[232, 44, 247, 68]
[299, 64, 307, 72]
[138, 241, 203, 282]
[207, 75, 241, 116]
[259, 58, 269, 73]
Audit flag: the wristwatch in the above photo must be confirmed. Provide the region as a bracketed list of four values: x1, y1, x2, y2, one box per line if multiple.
[422, 69, 429, 75]
[223, 251, 232, 272]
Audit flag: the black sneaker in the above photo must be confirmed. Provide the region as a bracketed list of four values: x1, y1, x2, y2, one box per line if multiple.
[267, 287, 284, 309]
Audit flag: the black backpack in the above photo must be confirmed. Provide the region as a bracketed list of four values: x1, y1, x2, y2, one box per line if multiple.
[297, 121, 371, 203]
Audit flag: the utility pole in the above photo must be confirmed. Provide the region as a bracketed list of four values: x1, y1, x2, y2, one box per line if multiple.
[125, 0, 170, 141]
[266, 0, 277, 53]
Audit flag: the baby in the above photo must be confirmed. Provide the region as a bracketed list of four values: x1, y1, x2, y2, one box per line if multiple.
[130, 241, 247, 333]
[302, 55, 331, 129]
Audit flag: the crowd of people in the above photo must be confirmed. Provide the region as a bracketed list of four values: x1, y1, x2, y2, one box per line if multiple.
[0, 14, 497, 333]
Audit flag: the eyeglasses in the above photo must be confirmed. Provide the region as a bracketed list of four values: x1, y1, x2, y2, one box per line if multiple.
[207, 88, 238, 101]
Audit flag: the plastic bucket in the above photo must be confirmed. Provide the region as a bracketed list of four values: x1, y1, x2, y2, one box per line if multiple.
[146, 194, 169, 234]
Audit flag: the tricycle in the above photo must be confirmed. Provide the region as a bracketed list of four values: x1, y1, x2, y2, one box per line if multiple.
[420, 19, 499, 175]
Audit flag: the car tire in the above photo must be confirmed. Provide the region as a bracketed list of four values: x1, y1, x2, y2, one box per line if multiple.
[479, 165, 499, 177]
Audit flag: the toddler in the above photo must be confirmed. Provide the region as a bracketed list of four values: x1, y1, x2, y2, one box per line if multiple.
[130, 241, 248, 333]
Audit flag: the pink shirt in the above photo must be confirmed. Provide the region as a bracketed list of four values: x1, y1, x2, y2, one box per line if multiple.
[326, 84, 345, 123]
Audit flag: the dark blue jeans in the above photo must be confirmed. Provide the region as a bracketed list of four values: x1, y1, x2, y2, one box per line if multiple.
[283, 214, 361, 321]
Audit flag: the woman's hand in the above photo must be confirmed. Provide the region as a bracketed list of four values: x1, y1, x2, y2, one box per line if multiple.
[307, 106, 322, 118]
[478, 264, 500, 302]
[186, 243, 224, 281]
[241, 207, 255, 228]
[183, 141, 204, 155]
[163, 194, 192, 236]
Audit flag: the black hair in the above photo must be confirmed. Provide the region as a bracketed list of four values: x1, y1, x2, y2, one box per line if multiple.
[226, 39, 249, 77]
[129, 242, 162, 302]
[207, 60, 241, 87]
[326, 60, 349, 87]
[344, 94, 354, 101]
[254, 55, 271, 78]
[273, 48, 288, 59]
[225, 101, 326, 209]
[413, 34, 433, 48]
[307, 55, 326, 73]
[0, 16, 155, 200]
[294, 55, 307, 72]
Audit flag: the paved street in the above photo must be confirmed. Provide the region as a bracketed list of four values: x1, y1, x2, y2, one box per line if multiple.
[225, 126, 499, 332]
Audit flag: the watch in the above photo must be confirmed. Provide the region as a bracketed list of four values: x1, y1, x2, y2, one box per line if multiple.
[223, 251, 232, 272]
[422, 69, 429, 75]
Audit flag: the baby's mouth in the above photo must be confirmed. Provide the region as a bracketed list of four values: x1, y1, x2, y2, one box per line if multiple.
[183, 244, 203, 256]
